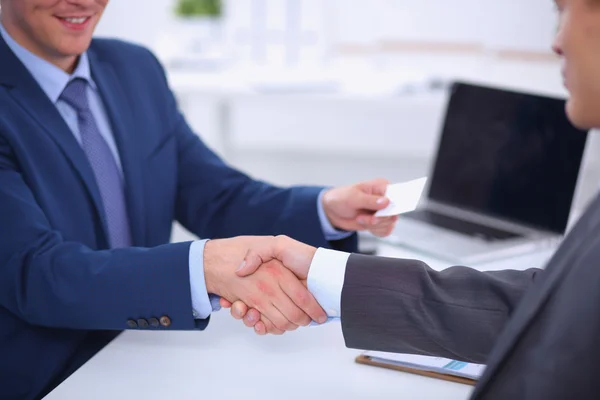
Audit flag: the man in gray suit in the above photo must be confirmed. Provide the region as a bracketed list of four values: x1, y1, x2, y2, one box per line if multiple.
[213, 0, 600, 398]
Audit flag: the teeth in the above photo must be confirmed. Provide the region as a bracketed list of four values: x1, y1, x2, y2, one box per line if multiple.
[63, 17, 87, 24]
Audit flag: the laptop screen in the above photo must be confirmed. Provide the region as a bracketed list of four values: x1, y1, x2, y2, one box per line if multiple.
[428, 82, 588, 234]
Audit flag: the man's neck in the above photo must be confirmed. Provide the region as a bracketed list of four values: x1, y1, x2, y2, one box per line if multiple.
[0, 17, 78, 73]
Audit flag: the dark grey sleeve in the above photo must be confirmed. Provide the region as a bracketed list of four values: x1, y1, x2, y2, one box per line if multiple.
[340, 253, 543, 364]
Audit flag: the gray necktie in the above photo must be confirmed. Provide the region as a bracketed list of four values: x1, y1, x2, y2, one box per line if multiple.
[60, 78, 132, 248]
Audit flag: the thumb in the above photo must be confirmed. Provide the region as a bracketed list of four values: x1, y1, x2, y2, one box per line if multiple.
[361, 178, 390, 196]
[235, 249, 266, 277]
[235, 239, 281, 277]
[354, 189, 389, 211]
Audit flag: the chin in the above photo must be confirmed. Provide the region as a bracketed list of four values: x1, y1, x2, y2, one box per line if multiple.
[59, 40, 93, 57]
[566, 100, 598, 130]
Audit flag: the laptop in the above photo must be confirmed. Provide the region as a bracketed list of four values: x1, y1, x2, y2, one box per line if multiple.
[385, 81, 589, 264]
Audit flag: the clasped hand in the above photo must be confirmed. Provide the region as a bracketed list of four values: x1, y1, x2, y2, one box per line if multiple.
[207, 235, 320, 335]
[204, 178, 398, 335]
[204, 236, 325, 333]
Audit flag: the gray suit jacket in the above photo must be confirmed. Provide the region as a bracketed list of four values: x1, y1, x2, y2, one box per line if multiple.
[341, 195, 600, 399]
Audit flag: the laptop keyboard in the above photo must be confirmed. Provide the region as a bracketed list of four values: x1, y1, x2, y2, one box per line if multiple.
[402, 210, 521, 241]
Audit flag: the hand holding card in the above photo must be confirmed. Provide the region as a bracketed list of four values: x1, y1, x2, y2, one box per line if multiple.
[375, 178, 427, 217]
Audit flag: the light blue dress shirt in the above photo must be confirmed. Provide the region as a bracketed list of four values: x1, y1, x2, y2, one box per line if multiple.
[0, 23, 351, 320]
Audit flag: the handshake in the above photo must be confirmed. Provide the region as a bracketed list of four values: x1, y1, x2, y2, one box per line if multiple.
[202, 179, 400, 334]
[203, 235, 331, 335]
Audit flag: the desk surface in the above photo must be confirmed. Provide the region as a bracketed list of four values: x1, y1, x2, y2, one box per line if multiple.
[44, 243, 554, 400]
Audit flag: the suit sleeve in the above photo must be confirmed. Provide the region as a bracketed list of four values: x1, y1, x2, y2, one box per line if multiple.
[145, 52, 357, 253]
[0, 134, 204, 331]
[341, 254, 543, 364]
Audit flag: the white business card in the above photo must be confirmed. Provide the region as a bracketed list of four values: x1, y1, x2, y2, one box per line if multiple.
[375, 177, 427, 217]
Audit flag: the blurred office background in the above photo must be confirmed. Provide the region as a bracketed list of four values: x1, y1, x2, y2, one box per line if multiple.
[95, 0, 599, 241]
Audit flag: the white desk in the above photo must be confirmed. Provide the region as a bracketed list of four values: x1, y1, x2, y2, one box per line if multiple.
[44, 243, 554, 400]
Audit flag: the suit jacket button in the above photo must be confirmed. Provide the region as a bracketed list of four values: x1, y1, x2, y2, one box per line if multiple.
[159, 316, 171, 327]
[137, 318, 149, 329]
[126, 319, 138, 329]
[148, 317, 159, 328]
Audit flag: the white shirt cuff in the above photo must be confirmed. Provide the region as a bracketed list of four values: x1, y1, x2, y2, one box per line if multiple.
[189, 239, 213, 319]
[307, 248, 350, 317]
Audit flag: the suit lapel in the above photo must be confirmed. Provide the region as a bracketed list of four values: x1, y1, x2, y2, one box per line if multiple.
[0, 35, 110, 244]
[87, 49, 146, 246]
[473, 194, 600, 397]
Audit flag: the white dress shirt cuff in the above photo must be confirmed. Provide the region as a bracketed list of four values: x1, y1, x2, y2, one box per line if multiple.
[189, 239, 214, 319]
[317, 189, 354, 241]
[307, 248, 350, 318]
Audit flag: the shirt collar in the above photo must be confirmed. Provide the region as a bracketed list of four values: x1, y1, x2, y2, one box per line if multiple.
[0, 22, 97, 103]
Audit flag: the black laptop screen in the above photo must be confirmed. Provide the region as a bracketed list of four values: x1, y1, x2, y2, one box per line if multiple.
[427, 82, 588, 234]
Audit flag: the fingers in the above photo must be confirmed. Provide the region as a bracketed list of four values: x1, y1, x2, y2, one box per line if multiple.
[220, 298, 233, 308]
[357, 214, 397, 227]
[369, 225, 396, 237]
[277, 269, 327, 325]
[365, 179, 390, 196]
[230, 301, 248, 320]
[227, 303, 272, 334]
[232, 256, 321, 334]
[367, 215, 398, 237]
[254, 321, 267, 335]
[239, 311, 283, 335]
[245, 264, 303, 332]
[261, 300, 299, 332]
[256, 316, 284, 335]
[256, 270, 309, 331]
[242, 308, 261, 328]
[227, 301, 286, 335]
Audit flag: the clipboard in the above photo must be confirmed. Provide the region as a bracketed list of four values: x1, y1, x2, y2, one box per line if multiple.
[355, 354, 477, 386]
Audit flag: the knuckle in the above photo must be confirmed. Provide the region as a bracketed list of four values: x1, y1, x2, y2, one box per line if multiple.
[247, 295, 264, 311]
[271, 318, 285, 331]
[290, 309, 305, 324]
[286, 322, 298, 331]
[255, 280, 275, 297]
[265, 321, 276, 333]
[275, 234, 289, 242]
[260, 318, 271, 329]
[264, 262, 280, 274]
[298, 314, 311, 326]
[293, 290, 310, 308]
[276, 320, 290, 332]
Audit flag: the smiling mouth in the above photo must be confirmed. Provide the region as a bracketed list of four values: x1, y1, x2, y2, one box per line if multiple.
[56, 17, 90, 25]
[62, 17, 88, 24]
[56, 16, 92, 25]
[55, 15, 93, 31]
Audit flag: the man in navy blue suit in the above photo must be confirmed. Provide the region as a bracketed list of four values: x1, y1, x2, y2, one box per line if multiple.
[0, 1, 398, 398]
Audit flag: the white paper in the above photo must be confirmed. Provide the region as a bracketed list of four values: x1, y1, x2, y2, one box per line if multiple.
[375, 177, 427, 217]
[363, 351, 485, 380]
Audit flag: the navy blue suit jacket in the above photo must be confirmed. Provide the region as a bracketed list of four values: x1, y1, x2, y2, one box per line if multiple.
[0, 36, 357, 399]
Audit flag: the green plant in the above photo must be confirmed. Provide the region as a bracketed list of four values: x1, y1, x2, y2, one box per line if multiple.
[175, 0, 222, 18]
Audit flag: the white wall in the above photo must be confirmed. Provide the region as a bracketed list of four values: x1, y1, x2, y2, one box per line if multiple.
[94, 0, 177, 49]
[96, 1, 559, 55]
[330, 0, 557, 52]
